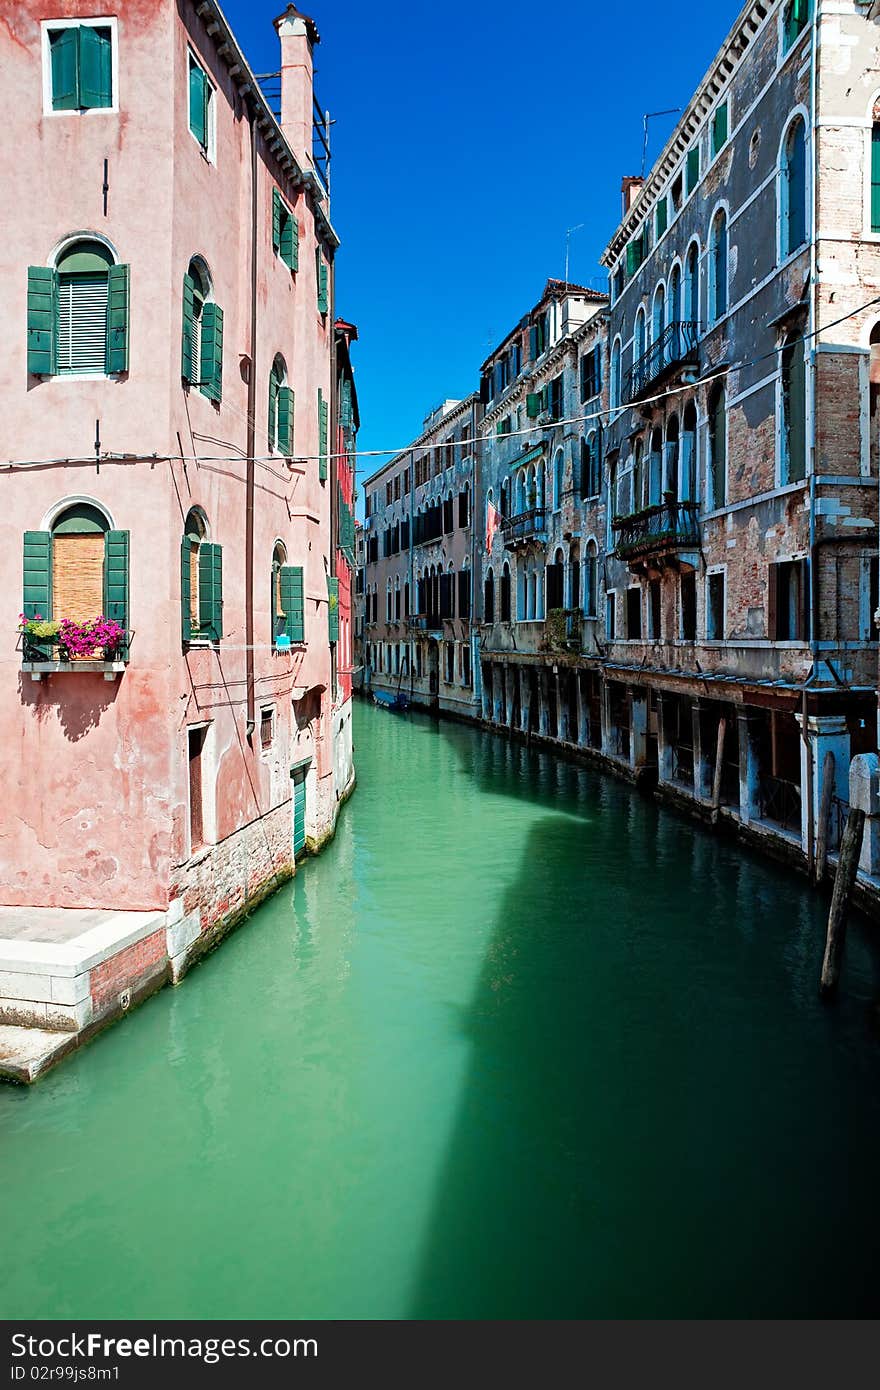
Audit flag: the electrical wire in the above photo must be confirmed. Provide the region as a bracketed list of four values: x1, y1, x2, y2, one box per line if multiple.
[3, 294, 880, 473]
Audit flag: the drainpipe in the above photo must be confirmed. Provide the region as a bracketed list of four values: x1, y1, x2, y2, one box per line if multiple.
[245, 96, 258, 738]
[803, 0, 822, 870]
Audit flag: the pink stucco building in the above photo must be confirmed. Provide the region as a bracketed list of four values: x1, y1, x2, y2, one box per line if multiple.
[0, 2, 356, 1079]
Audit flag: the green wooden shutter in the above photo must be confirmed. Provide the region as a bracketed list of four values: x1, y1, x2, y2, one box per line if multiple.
[200, 302, 223, 402]
[268, 372, 278, 450]
[103, 529, 129, 656]
[872, 126, 880, 234]
[181, 273, 195, 382]
[199, 543, 223, 642]
[340, 379, 352, 429]
[50, 28, 79, 110]
[23, 531, 52, 621]
[287, 214, 299, 272]
[656, 196, 668, 239]
[280, 565, 304, 644]
[327, 575, 339, 643]
[316, 252, 328, 314]
[27, 267, 57, 376]
[318, 390, 329, 479]
[272, 188, 282, 255]
[278, 386, 293, 455]
[180, 536, 192, 643]
[686, 147, 700, 195]
[189, 61, 207, 146]
[79, 25, 112, 108]
[107, 263, 130, 373]
[712, 103, 728, 156]
[526, 392, 541, 419]
[292, 773, 307, 856]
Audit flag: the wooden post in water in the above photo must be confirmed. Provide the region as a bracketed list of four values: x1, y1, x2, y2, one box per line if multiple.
[815, 750, 836, 886]
[710, 716, 727, 825]
[820, 806, 866, 998]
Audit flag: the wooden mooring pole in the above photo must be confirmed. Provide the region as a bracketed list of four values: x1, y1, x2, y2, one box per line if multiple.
[710, 716, 727, 826]
[815, 750, 836, 886]
[820, 806, 866, 999]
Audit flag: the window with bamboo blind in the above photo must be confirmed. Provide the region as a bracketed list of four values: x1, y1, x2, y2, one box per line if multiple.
[53, 533, 105, 623]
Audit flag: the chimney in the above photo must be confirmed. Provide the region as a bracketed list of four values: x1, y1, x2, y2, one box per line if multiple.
[621, 176, 645, 217]
[274, 5, 320, 172]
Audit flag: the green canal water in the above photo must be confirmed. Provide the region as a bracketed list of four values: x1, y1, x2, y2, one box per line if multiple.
[2, 700, 880, 1319]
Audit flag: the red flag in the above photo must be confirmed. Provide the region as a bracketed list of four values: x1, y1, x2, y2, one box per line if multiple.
[486, 501, 500, 554]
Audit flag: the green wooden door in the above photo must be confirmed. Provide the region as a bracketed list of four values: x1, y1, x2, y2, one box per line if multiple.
[293, 773, 307, 858]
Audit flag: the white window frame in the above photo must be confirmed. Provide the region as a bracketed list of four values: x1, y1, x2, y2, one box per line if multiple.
[187, 49, 217, 165]
[41, 17, 120, 118]
[705, 567, 727, 642]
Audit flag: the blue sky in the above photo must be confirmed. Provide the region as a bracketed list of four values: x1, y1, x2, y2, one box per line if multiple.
[227, 0, 744, 469]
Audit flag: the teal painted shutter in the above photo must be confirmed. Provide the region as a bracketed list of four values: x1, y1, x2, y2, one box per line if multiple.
[79, 25, 112, 108]
[181, 273, 195, 382]
[50, 28, 79, 110]
[686, 147, 700, 195]
[318, 390, 328, 479]
[872, 126, 880, 234]
[180, 536, 192, 643]
[340, 379, 352, 429]
[526, 392, 541, 419]
[280, 565, 304, 644]
[200, 302, 223, 402]
[327, 576, 339, 643]
[293, 774, 307, 856]
[288, 215, 299, 272]
[27, 267, 57, 376]
[198, 542, 223, 642]
[272, 188, 282, 255]
[23, 532, 52, 621]
[316, 252, 328, 314]
[278, 386, 293, 455]
[268, 373, 278, 450]
[103, 530, 129, 656]
[189, 61, 207, 146]
[107, 263, 129, 373]
[712, 103, 728, 156]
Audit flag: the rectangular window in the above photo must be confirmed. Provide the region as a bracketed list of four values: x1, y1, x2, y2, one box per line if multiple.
[707, 572, 725, 640]
[671, 172, 683, 214]
[626, 587, 642, 640]
[47, 23, 113, 112]
[273, 189, 299, 271]
[769, 560, 808, 640]
[260, 708, 274, 750]
[188, 727, 207, 852]
[711, 102, 729, 158]
[316, 249, 329, 314]
[612, 265, 625, 302]
[626, 230, 646, 277]
[655, 196, 668, 241]
[606, 592, 617, 640]
[188, 54, 213, 155]
[680, 571, 697, 640]
[784, 0, 810, 51]
[648, 579, 662, 640]
[686, 147, 700, 196]
[548, 375, 564, 421]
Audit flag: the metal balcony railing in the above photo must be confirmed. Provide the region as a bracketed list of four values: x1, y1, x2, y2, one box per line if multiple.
[406, 614, 429, 631]
[758, 774, 802, 836]
[501, 508, 547, 547]
[625, 320, 699, 404]
[612, 500, 700, 560]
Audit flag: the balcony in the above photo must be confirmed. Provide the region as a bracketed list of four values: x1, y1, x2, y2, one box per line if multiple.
[18, 628, 132, 682]
[625, 321, 699, 405]
[502, 508, 547, 548]
[407, 613, 442, 636]
[612, 500, 700, 569]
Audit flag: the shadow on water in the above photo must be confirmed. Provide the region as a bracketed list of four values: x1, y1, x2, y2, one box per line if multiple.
[406, 711, 880, 1318]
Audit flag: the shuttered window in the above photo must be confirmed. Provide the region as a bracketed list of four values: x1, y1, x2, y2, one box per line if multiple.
[57, 274, 108, 374]
[686, 147, 700, 196]
[318, 389, 329, 480]
[316, 249, 329, 314]
[784, 0, 810, 51]
[189, 55, 212, 153]
[279, 566, 305, 644]
[49, 25, 112, 111]
[273, 188, 299, 272]
[327, 576, 339, 643]
[711, 102, 728, 158]
[182, 262, 222, 399]
[872, 124, 880, 234]
[22, 510, 130, 657]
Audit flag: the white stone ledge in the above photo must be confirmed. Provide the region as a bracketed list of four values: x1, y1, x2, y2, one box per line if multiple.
[0, 911, 166, 978]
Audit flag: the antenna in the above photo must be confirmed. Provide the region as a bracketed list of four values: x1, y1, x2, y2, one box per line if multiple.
[564, 223, 584, 287]
[641, 108, 682, 178]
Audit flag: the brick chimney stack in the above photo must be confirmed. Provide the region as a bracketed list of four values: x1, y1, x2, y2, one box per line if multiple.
[274, 5, 319, 173]
[621, 176, 645, 217]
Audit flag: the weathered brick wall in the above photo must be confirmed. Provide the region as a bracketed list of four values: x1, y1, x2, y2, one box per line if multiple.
[90, 929, 167, 1015]
[172, 800, 294, 935]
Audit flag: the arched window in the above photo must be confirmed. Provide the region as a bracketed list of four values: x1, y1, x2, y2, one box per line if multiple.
[649, 427, 663, 506]
[404, 581, 410, 618]
[781, 330, 807, 483]
[582, 431, 601, 499]
[665, 416, 680, 502]
[584, 540, 599, 617]
[386, 581, 392, 623]
[500, 476, 511, 519]
[611, 338, 622, 410]
[633, 438, 645, 511]
[53, 239, 116, 376]
[684, 240, 700, 325]
[709, 210, 728, 322]
[652, 283, 666, 346]
[47, 501, 111, 628]
[780, 116, 807, 257]
[515, 470, 526, 515]
[181, 507, 221, 643]
[708, 381, 727, 507]
[681, 401, 698, 501]
[871, 101, 880, 234]
[394, 576, 401, 621]
[634, 308, 646, 363]
[484, 566, 495, 624]
[268, 355, 292, 454]
[669, 263, 682, 326]
[570, 542, 580, 615]
[500, 561, 512, 622]
[553, 448, 565, 510]
[271, 540, 287, 642]
[536, 458, 545, 510]
[547, 547, 565, 612]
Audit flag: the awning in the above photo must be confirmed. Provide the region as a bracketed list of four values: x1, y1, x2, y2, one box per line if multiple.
[507, 444, 545, 471]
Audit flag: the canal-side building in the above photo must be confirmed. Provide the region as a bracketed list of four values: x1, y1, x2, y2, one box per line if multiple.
[353, 519, 366, 690]
[594, 0, 879, 872]
[477, 280, 609, 744]
[0, 1, 352, 1077]
[332, 317, 359, 795]
[363, 395, 482, 717]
